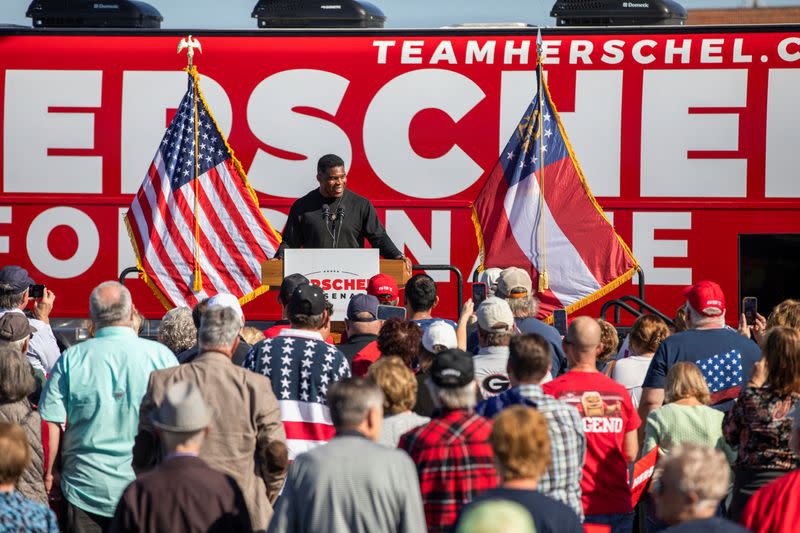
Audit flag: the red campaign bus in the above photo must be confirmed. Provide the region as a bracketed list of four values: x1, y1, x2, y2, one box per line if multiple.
[1, 26, 799, 332]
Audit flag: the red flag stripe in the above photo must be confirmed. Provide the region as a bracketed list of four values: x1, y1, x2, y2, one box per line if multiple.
[129, 189, 197, 307]
[201, 167, 267, 278]
[221, 159, 280, 251]
[148, 157, 236, 301]
[176, 181, 253, 296]
[540, 159, 631, 286]
[282, 421, 336, 442]
[194, 176, 263, 290]
[134, 174, 202, 306]
[125, 202, 179, 306]
[208, 165, 272, 262]
[147, 163, 206, 285]
[154, 162, 240, 299]
[170, 181, 246, 297]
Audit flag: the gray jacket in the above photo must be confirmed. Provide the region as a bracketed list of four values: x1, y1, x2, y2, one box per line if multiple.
[267, 432, 426, 533]
[0, 400, 47, 504]
[137, 351, 287, 531]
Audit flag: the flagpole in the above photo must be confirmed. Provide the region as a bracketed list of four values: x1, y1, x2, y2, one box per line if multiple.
[179, 35, 204, 293]
[536, 31, 549, 293]
[191, 69, 204, 292]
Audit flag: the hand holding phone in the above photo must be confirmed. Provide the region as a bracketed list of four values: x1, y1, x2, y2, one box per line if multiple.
[28, 284, 45, 299]
[377, 304, 407, 321]
[553, 309, 568, 337]
[471, 282, 487, 307]
[743, 297, 758, 326]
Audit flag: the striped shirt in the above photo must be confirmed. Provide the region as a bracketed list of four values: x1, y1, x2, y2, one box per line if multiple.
[476, 384, 586, 520]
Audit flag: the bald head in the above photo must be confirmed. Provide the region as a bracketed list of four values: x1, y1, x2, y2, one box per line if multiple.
[564, 316, 602, 365]
[90, 281, 133, 329]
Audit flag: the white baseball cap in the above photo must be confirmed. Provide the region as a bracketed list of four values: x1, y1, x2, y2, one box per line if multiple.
[479, 267, 503, 296]
[476, 296, 514, 332]
[422, 320, 458, 353]
[206, 293, 244, 324]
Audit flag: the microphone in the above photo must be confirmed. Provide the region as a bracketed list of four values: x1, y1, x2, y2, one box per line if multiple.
[321, 204, 330, 220]
[333, 207, 345, 247]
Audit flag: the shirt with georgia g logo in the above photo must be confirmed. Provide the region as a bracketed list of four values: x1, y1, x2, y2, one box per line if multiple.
[473, 347, 511, 399]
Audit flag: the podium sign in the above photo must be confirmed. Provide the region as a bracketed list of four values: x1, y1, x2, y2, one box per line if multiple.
[283, 249, 380, 320]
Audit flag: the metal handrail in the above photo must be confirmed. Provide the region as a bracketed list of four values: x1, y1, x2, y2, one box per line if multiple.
[413, 264, 464, 317]
[635, 266, 646, 302]
[600, 299, 642, 323]
[618, 295, 675, 326]
[118, 266, 142, 285]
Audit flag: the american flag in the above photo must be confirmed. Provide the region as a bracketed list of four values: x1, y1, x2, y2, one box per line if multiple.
[244, 331, 351, 460]
[697, 350, 744, 403]
[125, 70, 280, 308]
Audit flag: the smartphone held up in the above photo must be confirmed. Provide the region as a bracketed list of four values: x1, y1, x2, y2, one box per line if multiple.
[743, 297, 758, 326]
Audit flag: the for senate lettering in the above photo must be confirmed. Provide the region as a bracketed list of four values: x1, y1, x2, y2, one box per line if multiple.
[309, 278, 369, 291]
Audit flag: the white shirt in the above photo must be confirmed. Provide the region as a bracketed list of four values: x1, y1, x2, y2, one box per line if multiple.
[610, 355, 654, 407]
[0, 308, 61, 373]
[474, 346, 510, 399]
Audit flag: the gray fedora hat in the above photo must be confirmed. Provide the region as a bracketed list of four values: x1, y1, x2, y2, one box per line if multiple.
[151, 381, 211, 433]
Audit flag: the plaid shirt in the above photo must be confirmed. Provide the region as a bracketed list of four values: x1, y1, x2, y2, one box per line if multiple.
[398, 409, 497, 533]
[477, 384, 586, 520]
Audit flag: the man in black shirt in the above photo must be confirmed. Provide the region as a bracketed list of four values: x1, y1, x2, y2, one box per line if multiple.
[277, 154, 410, 270]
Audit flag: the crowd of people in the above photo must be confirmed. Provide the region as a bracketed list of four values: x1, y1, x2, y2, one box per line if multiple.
[1, 263, 799, 533]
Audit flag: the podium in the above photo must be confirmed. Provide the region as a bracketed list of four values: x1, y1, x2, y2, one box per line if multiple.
[262, 249, 411, 321]
[261, 258, 410, 287]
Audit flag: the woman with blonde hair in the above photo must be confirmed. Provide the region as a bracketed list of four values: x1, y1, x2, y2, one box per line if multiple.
[611, 315, 670, 407]
[642, 362, 734, 462]
[368, 356, 429, 446]
[596, 319, 619, 370]
[641, 362, 735, 532]
[723, 326, 800, 521]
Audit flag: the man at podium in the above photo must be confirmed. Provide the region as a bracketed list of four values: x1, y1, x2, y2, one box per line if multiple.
[276, 154, 410, 270]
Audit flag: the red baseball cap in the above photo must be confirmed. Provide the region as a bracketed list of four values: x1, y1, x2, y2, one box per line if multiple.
[682, 280, 726, 317]
[367, 273, 398, 301]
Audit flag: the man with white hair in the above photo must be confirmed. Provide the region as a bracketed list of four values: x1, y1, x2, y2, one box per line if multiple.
[640, 281, 761, 421]
[740, 406, 800, 532]
[178, 292, 251, 365]
[399, 348, 497, 532]
[39, 281, 177, 533]
[136, 306, 288, 531]
[268, 377, 425, 533]
[654, 443, 749, 532]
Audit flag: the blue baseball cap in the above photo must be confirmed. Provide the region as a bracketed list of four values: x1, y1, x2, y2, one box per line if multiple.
[347, 294, 379, 322]
[0, 266, 34, 294]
